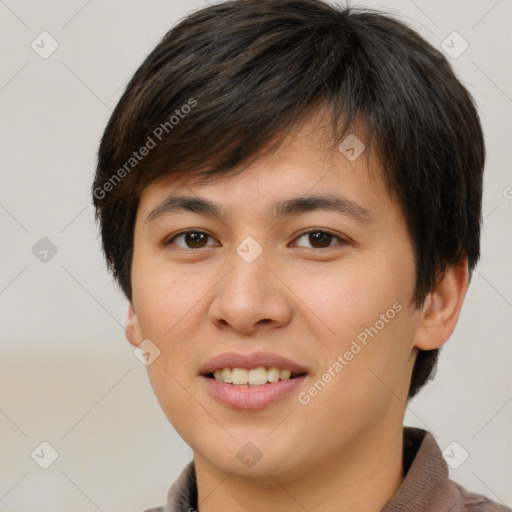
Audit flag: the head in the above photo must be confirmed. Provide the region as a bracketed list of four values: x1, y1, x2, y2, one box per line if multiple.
[93, 0, 484, 479]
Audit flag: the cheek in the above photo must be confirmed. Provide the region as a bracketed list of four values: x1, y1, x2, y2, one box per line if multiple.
[303, 307, 417, 427]
[301, 255, 417, 385]
[296, 261, 406, 336]
[145, 361, 205, 450]
[134, 267, 208, 439]
[131, 257, 206, 339]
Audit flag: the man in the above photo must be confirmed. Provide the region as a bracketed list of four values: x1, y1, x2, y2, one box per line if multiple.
[92, 1, 510, 510]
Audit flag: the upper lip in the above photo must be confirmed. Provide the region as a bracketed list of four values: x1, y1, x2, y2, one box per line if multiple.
[200, 352, 309, 376]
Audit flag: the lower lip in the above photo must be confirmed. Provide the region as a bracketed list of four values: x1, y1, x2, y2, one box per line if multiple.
[200, 375, 307, 409]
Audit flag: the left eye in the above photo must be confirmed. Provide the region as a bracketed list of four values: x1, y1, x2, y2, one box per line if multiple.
[294, 230, 343, 249]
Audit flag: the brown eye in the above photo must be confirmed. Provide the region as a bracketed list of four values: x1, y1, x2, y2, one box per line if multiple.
[295, 230, 343, 249]
[167, 231, 215, 249]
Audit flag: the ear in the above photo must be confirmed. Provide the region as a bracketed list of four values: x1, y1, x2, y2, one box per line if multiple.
[413, 260, 469, 351]
[126, 302, 143, 348]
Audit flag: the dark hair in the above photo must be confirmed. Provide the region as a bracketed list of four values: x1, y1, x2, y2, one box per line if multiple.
[92, 0, 485, 399]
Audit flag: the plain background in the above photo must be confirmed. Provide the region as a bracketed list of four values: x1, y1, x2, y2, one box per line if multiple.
[1, 0, 511, 511]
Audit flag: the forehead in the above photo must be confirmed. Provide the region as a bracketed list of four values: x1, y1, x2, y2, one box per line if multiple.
[137, 110, 391, 219]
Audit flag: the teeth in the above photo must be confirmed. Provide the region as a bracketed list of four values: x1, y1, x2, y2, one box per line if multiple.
[221, 367, 233, 384]
[249, 367, 268, 385]
[231, 368, 248, 385]
[267, 367, 280, 383]
[211, 366, 298, 385]
[279, 369, 291, 380]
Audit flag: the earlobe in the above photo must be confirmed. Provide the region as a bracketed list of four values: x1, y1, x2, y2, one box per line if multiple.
[413, 260, 469, 351]
[126, 302, 142, 348]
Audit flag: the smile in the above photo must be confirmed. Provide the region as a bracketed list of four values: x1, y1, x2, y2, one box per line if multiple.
[201, 373, 308, 409]
[208, 366, 305, 386]
[199, 352, 310, 409]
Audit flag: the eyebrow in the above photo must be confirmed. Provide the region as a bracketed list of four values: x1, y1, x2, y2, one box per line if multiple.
[145, 193, 374, 225]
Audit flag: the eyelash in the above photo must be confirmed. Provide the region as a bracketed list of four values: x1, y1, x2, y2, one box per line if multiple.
[164, 229, 347, 251]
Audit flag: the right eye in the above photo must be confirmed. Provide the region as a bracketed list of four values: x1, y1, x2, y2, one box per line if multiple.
[165, 230, 219, 249]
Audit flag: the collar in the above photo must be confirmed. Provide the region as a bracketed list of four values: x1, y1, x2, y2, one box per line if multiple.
[382, 427, 448, 511]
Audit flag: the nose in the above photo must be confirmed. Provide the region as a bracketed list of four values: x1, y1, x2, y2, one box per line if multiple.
[207, 242, 292, 335]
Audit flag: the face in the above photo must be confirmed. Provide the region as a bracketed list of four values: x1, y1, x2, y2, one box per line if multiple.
[127, 113, 424, 481]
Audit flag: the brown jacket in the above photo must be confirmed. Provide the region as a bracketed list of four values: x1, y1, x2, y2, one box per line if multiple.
[145, 427, 511, 512]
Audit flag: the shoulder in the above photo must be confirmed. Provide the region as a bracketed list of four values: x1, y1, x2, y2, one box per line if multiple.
[449, 480, 511, 512]
[385, 427, 511, 512]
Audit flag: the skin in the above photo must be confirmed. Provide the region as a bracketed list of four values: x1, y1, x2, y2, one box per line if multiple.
[126, 110, 468, 512]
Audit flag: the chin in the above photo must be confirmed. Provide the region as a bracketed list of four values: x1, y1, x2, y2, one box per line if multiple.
[193, 433, 306, 480]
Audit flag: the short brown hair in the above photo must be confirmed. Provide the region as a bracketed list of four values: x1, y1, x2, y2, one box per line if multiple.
[92, 0, 485, 399]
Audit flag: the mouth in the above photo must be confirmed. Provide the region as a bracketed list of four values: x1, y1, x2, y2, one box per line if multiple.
[199, 352, 309, 409]
[205, 367, 307, 386]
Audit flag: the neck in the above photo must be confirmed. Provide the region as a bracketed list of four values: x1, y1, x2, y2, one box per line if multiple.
[194, 421, 405, 512]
